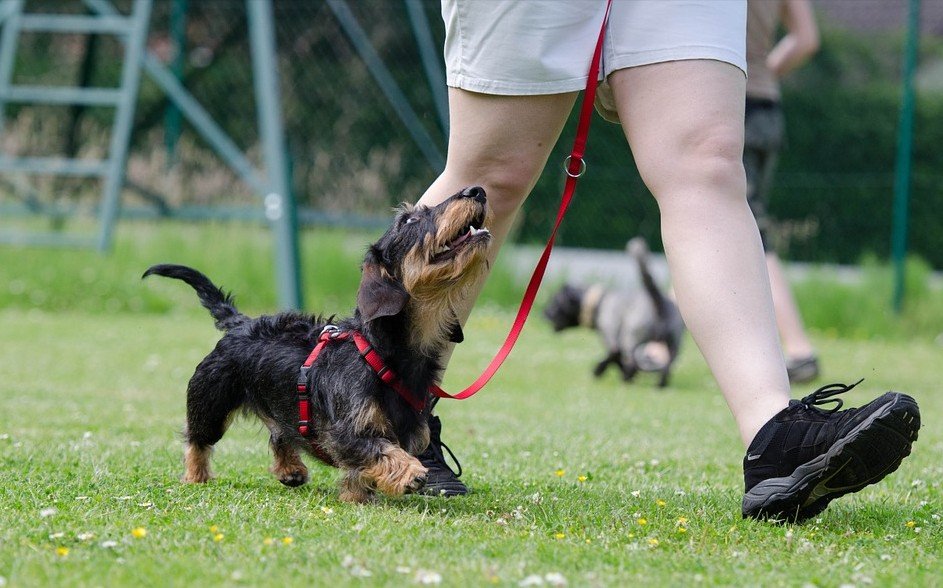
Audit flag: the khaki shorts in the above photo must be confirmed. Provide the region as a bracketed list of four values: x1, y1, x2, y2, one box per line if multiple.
[441, 0, 747, 122]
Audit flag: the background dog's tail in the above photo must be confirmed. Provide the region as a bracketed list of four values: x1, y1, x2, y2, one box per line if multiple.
[626, 238, 672, 320]
[142, 264, 245, 331]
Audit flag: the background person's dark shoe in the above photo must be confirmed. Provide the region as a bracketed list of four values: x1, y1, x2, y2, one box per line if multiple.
[417, 414, 468, 497]
[786, 355, 820, 384]
[742, 381, 920, 522]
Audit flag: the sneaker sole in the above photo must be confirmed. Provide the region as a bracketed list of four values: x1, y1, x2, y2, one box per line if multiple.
[742, 392, 920, 522]
[417, 483, 469, 497]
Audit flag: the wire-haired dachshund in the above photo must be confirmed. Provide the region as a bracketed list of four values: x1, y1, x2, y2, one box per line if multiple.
[143, 186, 492, 503]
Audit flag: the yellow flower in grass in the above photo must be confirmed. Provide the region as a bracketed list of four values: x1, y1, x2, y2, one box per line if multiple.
[131, 527, 147, 539]
[554, 532, 565, 540]
[555, 469, 565, 477]
[56, 547, 70, 557]
[677, 527, 688, 534]
[209, 525, 219, 534]
[577, 475, 588, 483]
[905, 521, 916, 528]
[213, 533, 224, 542]
[676, 517, 688, 526]
[637, 518, 647, 526]
[281, 537, 294, 545]
[648, 538, 659, 547]
[656, 499, 666, 507]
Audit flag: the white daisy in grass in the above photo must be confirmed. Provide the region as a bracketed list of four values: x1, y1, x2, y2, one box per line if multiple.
[545, 572, 567, 587]
[414, 570, 442, 585]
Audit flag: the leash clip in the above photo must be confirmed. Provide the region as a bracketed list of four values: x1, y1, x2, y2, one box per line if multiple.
[319, 324, 342, 340]
[563, 155, 586, 178]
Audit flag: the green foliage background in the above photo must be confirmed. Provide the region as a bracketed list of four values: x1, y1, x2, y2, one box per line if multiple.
[2, 3, 942, 269]
[519, 28, 943, 269]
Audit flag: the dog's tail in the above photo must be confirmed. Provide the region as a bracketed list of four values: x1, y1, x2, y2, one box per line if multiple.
[142, 264, 245, 331]
[626, 237, 672, 320]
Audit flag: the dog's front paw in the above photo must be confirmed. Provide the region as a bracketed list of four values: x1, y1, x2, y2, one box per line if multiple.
[404, 470, 428, 494]
[339, 471, 376, 503]
[366, 451, 428, 497]
[386, 459, 428, 496]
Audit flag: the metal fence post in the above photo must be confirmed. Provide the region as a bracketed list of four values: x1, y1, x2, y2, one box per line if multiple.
[891, 0, 921, 313]
[404, 0, 448, 138]
[247, 0, 302, 310]
[164, 0, 187, 166]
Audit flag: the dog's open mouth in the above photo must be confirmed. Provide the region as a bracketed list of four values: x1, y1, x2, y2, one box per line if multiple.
[432, 216, 490, 263]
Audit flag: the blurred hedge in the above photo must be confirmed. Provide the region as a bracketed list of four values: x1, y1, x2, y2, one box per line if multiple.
[518, 27, 943, 270]
[3, 4, 941, 269]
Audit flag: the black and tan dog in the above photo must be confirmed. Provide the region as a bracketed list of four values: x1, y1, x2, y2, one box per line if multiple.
[543, 237, 684, 388]
[143, 187, 491, 503]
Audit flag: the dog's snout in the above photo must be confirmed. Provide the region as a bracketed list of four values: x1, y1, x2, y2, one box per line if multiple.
[460, 186, 486, 203]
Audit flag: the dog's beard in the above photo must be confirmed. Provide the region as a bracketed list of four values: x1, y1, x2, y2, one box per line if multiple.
[428, 198, 490, 262]
[400, 240, 489, 353]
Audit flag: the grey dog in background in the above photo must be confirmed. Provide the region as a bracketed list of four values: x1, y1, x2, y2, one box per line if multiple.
[543, 238, 684, 387]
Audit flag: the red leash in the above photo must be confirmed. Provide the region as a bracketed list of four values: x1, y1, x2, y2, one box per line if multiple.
[432, 0, 613, 401]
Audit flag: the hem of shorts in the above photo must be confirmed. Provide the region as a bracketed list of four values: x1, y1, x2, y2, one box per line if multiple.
[604, 46, 747, 77]
[447, 46, 745, 96]
[446, 74, 590, 96]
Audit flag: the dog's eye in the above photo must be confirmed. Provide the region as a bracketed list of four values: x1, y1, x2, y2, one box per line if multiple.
[405, 216, 419, 225]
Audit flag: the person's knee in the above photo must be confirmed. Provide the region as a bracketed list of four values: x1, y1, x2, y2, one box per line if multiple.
[462, 156, 544, 220]
[641, 123, 745, 203]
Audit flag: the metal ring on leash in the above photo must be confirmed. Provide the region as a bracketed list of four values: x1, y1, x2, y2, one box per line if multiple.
[320, 324, 340, 338]
[563, 155, 587, 178]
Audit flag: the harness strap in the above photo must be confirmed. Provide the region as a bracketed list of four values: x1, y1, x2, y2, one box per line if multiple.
[350, 332, 427, 413]
[431, 0, 613, 401]
[297, 327, 427, 444]
[296, 328, 347, 439]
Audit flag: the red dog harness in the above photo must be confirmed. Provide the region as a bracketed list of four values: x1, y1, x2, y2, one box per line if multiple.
[297, 326, 433, 446]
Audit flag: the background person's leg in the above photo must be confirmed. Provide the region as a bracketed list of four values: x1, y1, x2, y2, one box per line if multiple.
[766, 253, 817, 363]
[608, 60, 791, 446]
[743, 103, 819, 381]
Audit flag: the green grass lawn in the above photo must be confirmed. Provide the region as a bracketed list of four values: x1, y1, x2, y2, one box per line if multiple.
[1, 302, 940, 587]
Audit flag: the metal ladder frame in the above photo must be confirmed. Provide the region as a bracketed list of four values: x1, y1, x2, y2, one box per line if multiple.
[0, 0, 302, 309]
[0, 0, 152, 251]
[0, 0, 452, 310]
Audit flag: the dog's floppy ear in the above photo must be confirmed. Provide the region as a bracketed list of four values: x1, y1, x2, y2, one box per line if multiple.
[357, 254, 409, 323]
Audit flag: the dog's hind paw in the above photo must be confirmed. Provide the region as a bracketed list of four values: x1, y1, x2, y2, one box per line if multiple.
[181, 471, 213, 484]
[277, 470, 309, 487]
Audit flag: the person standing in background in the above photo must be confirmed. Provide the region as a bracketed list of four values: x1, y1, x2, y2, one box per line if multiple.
[745, 0, 821, 383]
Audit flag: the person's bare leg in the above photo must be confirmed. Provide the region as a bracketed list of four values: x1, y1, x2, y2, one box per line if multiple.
[609, 60, 790, 445]
[766, 253, 816, 359]
[417, 88, 577, 365]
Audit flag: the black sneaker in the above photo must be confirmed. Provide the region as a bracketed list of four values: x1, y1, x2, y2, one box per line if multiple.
[417, 414, 468, 497]
[742, 381, 920, 522]
[786, 355, 820, 384]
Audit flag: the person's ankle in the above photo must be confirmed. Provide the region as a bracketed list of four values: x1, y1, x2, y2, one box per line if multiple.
[740, 398, 791, 447]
